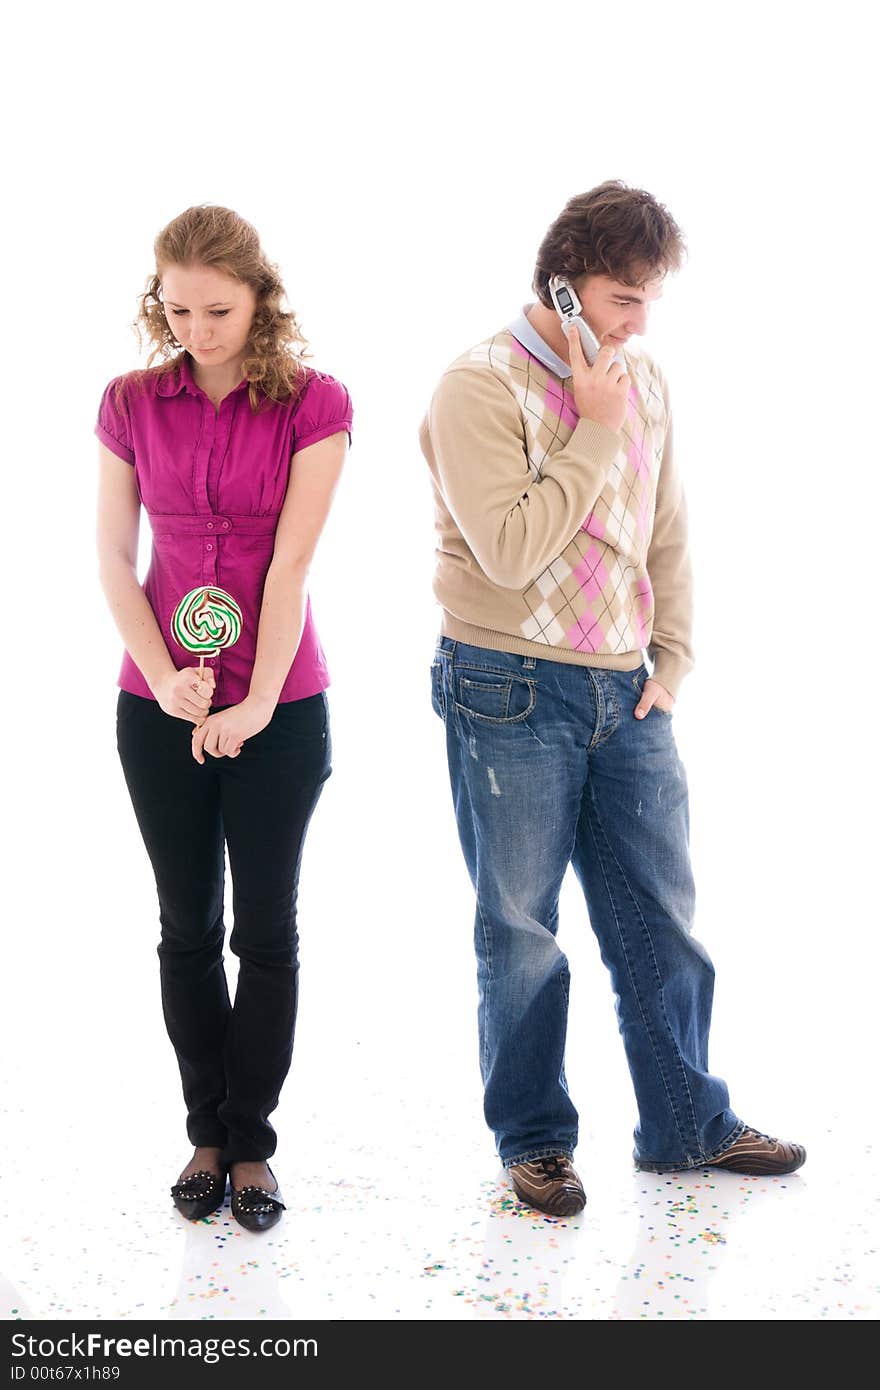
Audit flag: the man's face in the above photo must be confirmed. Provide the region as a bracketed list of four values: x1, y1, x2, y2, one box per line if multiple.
[574, 271, 665, 349]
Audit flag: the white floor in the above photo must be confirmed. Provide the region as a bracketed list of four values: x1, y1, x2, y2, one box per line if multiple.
[1, 1034, 876, 1321]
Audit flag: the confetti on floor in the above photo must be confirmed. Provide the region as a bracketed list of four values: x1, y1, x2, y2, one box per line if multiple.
[0, 1091, 876, 1321]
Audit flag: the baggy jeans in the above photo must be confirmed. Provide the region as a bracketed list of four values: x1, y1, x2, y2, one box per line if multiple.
[430, 638, 744, 1171]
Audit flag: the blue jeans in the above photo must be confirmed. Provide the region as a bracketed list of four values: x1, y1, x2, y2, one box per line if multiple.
[430, 637, 743, 1171]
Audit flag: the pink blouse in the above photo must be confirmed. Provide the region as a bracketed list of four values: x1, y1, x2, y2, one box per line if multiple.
[96, 352, 352, 706]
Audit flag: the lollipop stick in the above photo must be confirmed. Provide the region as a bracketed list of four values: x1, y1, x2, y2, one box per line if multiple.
[198, 654, 204, 681]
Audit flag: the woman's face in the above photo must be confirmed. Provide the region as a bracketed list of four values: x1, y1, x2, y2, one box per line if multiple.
[160, 263, 258, 370]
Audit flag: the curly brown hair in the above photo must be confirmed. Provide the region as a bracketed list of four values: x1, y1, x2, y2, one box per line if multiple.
[533, 180, 686, 308]
[121, 204, 310, 413]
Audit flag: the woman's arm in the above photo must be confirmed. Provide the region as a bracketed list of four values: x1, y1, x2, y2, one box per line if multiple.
[96, 444, 214, 723]
[191, 429, 348, 761]
[249, 429, 349, 706]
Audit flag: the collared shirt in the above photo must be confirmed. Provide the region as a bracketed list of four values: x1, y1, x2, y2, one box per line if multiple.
[506, 305, 573, 378]
[96, 353, 353, 706]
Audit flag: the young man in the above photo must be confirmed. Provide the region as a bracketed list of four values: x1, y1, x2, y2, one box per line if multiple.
[421, 181, 804, 1216]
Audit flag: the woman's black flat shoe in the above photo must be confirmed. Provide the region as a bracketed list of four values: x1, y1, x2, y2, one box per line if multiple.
[230, 1167, 285, 1232]
[170, 1169, 227, 1221]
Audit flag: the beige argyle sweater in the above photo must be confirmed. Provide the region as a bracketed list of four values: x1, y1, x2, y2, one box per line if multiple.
[419, 322, 694, 697]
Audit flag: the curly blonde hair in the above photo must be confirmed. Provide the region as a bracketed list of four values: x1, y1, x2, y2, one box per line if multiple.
[126, 204, 310, 412]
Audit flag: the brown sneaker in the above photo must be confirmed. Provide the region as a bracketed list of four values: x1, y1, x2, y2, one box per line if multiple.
[508, 1155, 586, 1216]
[704, 1126, 806, 1176]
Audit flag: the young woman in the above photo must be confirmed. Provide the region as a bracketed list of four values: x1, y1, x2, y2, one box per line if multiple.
[96, 205, 352, 1232]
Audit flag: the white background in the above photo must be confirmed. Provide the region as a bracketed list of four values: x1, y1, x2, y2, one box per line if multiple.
[1, 0, 877, 1320]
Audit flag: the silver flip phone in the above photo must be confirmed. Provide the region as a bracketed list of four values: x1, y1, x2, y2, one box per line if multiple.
[548, 275, 624, 370]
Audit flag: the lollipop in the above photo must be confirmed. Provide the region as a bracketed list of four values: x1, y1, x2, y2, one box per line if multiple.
[171, 586, 243, 680]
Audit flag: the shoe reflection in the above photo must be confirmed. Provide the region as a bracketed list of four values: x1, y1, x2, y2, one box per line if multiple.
[166, 1196, 293, 1320]
[613, 1168, 806, 1319]
[468, 1169, 585, 1318]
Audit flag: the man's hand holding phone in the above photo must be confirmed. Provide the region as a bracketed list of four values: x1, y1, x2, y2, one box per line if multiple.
[567, 327, 630, 434]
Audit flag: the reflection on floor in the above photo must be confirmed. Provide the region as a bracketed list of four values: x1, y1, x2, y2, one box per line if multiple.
[1, 1086, 875, 1320]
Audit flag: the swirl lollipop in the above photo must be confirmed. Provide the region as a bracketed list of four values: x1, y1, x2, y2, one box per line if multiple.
[171, 586, 243, 680]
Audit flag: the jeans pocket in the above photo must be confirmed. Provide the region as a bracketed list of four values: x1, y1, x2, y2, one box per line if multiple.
[454, 669, 536, 724]
[631, 666, 674, 717]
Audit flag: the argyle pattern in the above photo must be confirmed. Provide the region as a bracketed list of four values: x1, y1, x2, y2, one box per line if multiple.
[469, 331, 667, 655]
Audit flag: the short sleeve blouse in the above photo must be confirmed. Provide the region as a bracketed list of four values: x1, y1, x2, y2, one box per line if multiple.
[96, 352, 352, 705]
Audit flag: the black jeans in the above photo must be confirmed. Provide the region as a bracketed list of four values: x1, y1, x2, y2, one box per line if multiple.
[116, 689, 331, 1162]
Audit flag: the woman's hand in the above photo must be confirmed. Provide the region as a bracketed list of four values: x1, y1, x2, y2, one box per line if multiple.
[190, 694, 275, 764]
[635, 677, 675, 718]
[155, 667, 216, 724]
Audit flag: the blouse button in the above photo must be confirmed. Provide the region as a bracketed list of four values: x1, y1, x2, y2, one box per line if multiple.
[206, 521, 214, 530]
[206, 542, 214, 552]
[221, 521, 230, 529]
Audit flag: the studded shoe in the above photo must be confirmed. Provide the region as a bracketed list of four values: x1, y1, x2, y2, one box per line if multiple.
[508, 1155, 586, 1216]
[170, 1168, 227, 1221]
[230, 1165, 286, 1232]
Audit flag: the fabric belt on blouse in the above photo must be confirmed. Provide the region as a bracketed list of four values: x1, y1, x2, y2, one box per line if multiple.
[147, 513, 279, 537]
[149, 512, 279, 590]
